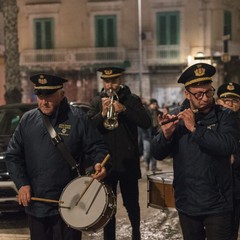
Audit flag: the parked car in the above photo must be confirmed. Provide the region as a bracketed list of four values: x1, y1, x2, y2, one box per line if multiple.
[70, 102, 90, 113]
[0, 102, 90, 212]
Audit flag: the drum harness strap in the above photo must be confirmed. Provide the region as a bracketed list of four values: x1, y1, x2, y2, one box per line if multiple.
[41, 113, 81, 176]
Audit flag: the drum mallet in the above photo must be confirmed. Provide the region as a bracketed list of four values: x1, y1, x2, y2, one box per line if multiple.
[75, 153, 110, 206]
[16, 195, 70, 209]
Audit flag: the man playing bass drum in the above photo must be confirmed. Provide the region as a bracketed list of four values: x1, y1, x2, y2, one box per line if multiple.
[6, 74, 110, 240]
[88, 67, 151, 240]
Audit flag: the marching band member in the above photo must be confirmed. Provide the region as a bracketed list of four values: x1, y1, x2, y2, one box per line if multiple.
[217, 82, 240, 240]
[152, 63, 239, 240]
[6, 74, 109, 240]
[88, 67, 151, 240]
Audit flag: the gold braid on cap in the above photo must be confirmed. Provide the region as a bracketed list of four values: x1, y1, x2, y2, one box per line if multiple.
[102, 73, 122, 78]
[184, 77, 212, 87]
[34, 85, 63, 90]
[220, 92, 240, 99]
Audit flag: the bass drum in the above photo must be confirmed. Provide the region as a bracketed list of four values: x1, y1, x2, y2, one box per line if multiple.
[147, 172, 175, 209]
[59, 176, 116, 232]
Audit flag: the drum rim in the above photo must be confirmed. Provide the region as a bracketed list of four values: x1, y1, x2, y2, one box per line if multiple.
[147, 172, 174, 182]
[59, 176, 116, 232]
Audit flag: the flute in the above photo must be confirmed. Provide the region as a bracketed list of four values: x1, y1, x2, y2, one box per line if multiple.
[159, 104, 213, 126]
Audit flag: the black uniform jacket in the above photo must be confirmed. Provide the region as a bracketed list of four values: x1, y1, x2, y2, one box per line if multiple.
[6, 98, 109, 217]
[152, 100, 240, 216]
[232, 111, 240, 199]
[88, 85, 151, 180]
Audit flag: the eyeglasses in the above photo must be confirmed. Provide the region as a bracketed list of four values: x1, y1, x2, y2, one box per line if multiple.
[187, 88, 215, 100]
[221, 98, 240, 105]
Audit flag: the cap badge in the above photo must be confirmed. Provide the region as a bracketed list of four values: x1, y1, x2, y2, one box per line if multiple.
[38, 75, 47, 85]
[104, 70, 113, 75]
[227, 83, 235, 91]
[194, 65, 206, 77]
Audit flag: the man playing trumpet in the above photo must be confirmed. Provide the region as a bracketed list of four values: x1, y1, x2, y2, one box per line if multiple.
[88, 67, 151, 240]
[152, 63, 240, 240]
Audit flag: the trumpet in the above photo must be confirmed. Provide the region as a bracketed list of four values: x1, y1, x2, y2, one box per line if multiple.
[103, 89, 119, 130]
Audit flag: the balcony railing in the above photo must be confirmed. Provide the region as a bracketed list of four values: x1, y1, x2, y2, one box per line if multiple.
[20, 45, 188, 70]
[143, 45, 185, 65]
[88, 0, 120, 2]
[25, 0, 62, 4]
[20, 47, 126, 68]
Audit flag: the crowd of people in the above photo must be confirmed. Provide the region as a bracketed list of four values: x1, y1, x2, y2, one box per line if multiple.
[4, 63, 240, 240]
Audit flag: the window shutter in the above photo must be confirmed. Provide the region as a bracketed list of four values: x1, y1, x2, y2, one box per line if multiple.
[34, 18, 54, 49]
[95, 15, 116, 47]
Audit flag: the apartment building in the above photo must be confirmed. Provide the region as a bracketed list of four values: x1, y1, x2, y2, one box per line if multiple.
[15, 0, 240, 106]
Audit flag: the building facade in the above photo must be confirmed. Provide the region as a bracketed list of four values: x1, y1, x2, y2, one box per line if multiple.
[13, 0, 240, 106]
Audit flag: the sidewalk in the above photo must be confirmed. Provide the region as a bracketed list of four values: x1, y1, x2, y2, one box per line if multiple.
[82, 157, 240, 240]
[0, 158, 178, 240]
[82, 157, 182, 240]
[1, 157, 238, 239]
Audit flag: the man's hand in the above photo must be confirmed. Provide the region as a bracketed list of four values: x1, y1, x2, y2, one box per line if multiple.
[178, 108, 196, 132]
[101, 97, 111, 117]
[230, 154, 235, 164]
[159, 114, 178, 140]
[91, 163, 107, 181]
[113, 101, 126, 113]
[18, 185, 31, 206]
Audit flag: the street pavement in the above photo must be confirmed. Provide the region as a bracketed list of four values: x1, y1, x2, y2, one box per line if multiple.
[0, 158, 239, 239]
[82, 158, 182, 240]
[0, 158, 180, 240]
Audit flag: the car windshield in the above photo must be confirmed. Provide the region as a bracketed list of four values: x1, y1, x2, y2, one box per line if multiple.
[0, 109, 24, 135]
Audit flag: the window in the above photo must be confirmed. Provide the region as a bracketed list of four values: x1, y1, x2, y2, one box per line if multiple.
[156, 12, 180, 60]
[34, 18, 54, 49]
[95, 15, 116, 47]
[224, 10, 232, 38]
[157, 12, 179, 45]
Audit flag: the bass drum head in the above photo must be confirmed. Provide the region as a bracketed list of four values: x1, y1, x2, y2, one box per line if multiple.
[59, 176, 109, 231]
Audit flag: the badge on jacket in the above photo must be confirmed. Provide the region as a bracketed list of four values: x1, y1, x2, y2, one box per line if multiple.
[58, 124, 71, 136]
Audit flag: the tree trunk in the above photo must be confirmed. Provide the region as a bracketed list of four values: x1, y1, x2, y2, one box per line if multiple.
[1, 0, 21, 104]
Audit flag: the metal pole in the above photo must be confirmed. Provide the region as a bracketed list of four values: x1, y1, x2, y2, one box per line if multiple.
[138, 0, 142, 97]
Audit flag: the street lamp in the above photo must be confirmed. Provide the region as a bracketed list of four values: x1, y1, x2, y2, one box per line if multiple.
[138, 0, 142, 97]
